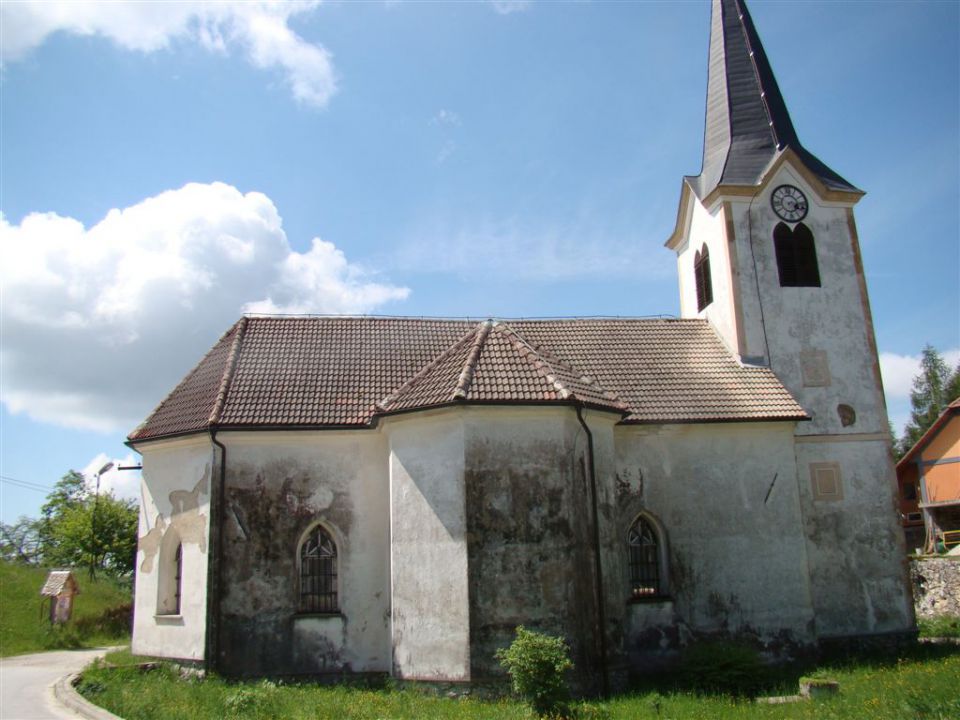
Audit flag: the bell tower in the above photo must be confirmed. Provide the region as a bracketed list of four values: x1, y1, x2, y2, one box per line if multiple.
[666, 0, 914, 641]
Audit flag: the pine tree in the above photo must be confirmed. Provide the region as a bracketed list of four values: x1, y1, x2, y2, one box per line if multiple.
[899, 346, 960, 456]
[947, 360, 960, 407]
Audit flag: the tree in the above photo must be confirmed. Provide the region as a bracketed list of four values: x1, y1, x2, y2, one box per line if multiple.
[947, 359, 960, 408]
[39, 470, 138, 577]
[0, 516, 42, 564]
[899, 346, 960, 456]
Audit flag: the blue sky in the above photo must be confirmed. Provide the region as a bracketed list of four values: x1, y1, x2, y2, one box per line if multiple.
[1, 0, 958, 523]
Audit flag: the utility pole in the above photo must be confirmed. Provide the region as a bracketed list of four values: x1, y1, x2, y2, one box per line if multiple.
[89, 461, 114, 580]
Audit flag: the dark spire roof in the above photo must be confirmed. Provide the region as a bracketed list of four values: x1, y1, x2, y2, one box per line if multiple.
[688, 0, 860, 199]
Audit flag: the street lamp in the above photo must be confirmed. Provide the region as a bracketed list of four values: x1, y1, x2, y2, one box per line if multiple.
[89, 461, 115, 580]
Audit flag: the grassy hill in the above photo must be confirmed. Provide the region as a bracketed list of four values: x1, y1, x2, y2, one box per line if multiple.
[0, 561, 132, 657]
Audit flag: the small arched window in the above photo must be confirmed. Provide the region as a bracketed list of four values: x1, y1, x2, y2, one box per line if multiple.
[173, 544, 182, 614]
[299, 524, 339, 613]
[157, 533, 183, 615]
[694, 245, 713, 311]
[628, 515, 667, 599]
[773, 222, 820, 287]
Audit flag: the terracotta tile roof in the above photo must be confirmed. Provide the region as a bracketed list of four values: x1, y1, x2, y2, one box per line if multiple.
[508, 319, 803, 423]
[128, 317, 806, 442]
[379, 321, 628, 414]
[129, 322, 241, 441]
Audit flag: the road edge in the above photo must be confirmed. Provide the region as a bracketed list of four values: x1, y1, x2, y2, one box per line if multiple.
[53, 673, 124, 720]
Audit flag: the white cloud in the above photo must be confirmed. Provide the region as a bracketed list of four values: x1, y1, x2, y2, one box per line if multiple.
[490, 0, 532, 15]
[82, 453, 140, 503]
[0, 182, 409, 432]
[0, 1, 336, 108]
[431, 109, 461, 127]
[879, 348, 960, 401]
[436, 140, 458, 164]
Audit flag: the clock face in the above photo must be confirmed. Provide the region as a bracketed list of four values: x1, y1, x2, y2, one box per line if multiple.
[771, 184, 808, 222]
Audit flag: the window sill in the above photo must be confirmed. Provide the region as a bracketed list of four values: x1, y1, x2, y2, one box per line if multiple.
[627, 595, 672, 605]
[154, 614, 184, 624]
[293, 611, 343, 619]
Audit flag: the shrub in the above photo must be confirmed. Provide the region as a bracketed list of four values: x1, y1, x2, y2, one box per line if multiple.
[679, 640, 766, 697]
[74, 603, 132, 637]
[224, 679, 280, 719]
[41, 623, 84, 650]
[495, 626, 573, 717]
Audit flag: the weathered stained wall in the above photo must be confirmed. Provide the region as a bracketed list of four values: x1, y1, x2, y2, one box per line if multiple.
[794, 440, 914, 637]
[615, 422, 816, 663]
[462, 407, 616, 687]
[387, 411, 471, 681]
[675, 159, 914, 643]
[215, 431, 390, 677]
[132, 435, 213, 661]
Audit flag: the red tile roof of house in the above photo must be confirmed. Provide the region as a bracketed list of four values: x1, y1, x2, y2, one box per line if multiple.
[897, 397, 960, 469]
[128, 316, 807, 442]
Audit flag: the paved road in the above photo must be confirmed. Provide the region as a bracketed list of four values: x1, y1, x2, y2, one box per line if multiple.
[0, 648, 111, 720]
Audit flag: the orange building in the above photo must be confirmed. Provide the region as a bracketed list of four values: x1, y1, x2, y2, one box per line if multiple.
[897, 398, 960, 553]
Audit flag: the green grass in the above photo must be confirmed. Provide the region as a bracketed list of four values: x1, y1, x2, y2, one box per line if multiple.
[918, 615, 960, 639]
[77, 644, 960, 720]
[0, 560, 132, 656]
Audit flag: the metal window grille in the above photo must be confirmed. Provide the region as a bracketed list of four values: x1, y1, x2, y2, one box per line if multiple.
[628, 518, 660, 598]
[173, 544, 182, 615]
[300, 526, 338, 613]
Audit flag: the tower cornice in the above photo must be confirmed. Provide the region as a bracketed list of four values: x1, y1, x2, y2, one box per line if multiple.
[667, 148, 864, 250]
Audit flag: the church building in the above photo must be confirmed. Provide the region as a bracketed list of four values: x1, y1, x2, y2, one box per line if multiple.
[128, 0, 914, 686]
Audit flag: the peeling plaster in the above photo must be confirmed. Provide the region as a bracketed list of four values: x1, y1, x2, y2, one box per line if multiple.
[138, 471, 209, 573]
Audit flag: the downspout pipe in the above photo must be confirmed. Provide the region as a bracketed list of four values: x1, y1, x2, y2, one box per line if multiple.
[575, 404, 610, 697]
[207, 428, 227, 673]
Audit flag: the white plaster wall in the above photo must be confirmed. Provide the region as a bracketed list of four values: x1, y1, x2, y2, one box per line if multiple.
[131, 435, 213, 661]
[386, 411, 471, 681]
[794, 439, 914, 637]
[615, 422, 816, 647]
[676, 196, 741, 358]
[216, 430, 390, 675]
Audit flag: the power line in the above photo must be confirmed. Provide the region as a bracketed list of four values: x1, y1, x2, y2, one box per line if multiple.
[0, 478, 49, 493]
[0, 475, 53, 492]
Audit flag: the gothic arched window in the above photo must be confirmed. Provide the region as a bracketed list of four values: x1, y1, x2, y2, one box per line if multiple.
[694, 245, 713, 311]
[627, 514, 668, 599]
[299, 524, 339, 613]
[773, 222, 820, 287]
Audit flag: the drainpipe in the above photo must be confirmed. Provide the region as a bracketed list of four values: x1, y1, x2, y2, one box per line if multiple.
[575, 404, 610, 697]
[208, 429, 227, 673]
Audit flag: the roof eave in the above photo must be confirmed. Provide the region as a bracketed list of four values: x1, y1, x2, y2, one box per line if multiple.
[665, 178, 698, 250]
[618, 413, 808, 426]
[898, 407, 959, 469]
[376, 397, 629, 420]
